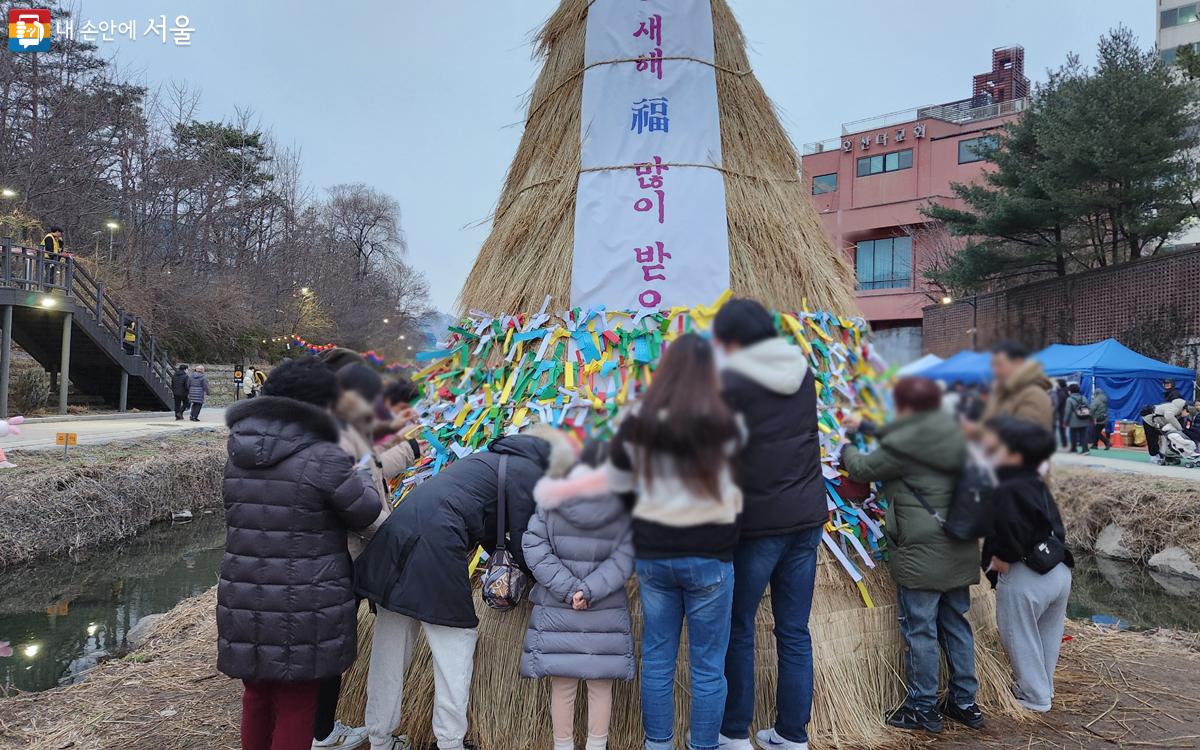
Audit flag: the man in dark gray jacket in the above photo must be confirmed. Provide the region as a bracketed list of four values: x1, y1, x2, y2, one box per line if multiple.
[355, 425, 574, 750]
[218, 357, 381, 749]
[714, 298, 825, 750]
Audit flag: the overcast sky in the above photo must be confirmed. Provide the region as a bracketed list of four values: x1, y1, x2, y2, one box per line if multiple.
[82, 1, 1154, 311]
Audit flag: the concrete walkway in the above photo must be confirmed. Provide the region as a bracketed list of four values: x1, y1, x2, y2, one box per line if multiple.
[1052, 449, 1200, 480]
[5, 407, 226, 450]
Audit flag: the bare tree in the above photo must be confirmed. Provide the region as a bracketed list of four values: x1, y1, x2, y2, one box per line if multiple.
[326, 183, 406, 279]
[0, 6, 433, 363]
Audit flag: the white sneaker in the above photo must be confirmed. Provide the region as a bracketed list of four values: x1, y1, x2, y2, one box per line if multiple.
[311, 721, 371, 749]
[719, 734, 753, 750]
[754, 728, 808, 750]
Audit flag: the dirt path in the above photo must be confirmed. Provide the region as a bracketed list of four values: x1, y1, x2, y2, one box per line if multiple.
[897, 628, 1200, 750]
[2, 590, 1198, 750]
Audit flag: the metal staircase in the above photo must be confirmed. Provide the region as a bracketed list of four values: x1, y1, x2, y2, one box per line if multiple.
[0, 241, 174, 417]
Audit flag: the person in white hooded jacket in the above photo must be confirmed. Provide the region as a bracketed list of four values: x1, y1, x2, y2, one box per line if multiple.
[713, 298, 825, 750]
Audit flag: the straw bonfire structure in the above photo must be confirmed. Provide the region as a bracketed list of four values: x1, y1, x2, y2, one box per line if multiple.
[338, 1, 1022, 748]
[458, 0, 856, 316]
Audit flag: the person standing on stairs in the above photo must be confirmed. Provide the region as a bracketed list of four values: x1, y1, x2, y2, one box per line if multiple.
[188, 365, 209, 422]
[41, 227, 65, 287]
[172, 364, 190, 421]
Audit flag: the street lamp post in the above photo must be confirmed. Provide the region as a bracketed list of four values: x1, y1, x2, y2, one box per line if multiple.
[941, 294, 980, 350]
[105, 221, 119, 262]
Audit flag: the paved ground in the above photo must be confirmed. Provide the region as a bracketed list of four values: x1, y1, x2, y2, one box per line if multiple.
[5, 408, 226, 450]
[1053, 446, 1200, 480]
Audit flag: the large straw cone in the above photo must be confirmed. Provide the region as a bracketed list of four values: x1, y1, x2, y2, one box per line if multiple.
[457, 0, 857, 316]
[338, 561, 1021, 749]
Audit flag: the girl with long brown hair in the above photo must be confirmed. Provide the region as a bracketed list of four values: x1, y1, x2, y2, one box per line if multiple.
[608, 333, 744, 750]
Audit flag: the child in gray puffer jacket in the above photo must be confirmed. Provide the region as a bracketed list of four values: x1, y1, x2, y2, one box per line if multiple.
[520, 444, 635, 750]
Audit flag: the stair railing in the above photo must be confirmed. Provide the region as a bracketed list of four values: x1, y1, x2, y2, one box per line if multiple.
[0, 240, 174, 394]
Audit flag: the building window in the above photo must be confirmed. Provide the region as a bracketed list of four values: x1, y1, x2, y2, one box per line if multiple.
[1163, 4, 1199, 28]
[855, 236, 913, 291]
[1162, 42, 1199, 64]
[958, 135, 1000, 164]
[812, 173, 837, 195]
[856, 148, 913, 177]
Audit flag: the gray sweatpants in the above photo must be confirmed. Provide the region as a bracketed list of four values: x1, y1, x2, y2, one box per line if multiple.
[995, 561, 1072, 712]
[365, 608, 479, 750]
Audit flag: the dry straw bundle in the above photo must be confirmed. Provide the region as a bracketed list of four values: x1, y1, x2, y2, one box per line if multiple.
[457, 0, 857, 316]
[338, 1, 1019, 745]
[337, 563, 1020, 749]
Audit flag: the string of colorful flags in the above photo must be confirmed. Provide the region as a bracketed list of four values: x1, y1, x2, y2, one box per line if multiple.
[286, 335, 414, 374]
[394, 291, 894, 607]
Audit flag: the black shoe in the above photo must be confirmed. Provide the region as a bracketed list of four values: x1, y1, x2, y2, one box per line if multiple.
[886, 705, 944, 733]
[939, 700, 985, 729]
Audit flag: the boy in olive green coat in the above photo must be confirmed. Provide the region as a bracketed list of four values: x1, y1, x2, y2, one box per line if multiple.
[842, 377, 982, 735]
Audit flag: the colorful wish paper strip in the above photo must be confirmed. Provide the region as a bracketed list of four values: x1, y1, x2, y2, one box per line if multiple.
[395, 293, 893, 606]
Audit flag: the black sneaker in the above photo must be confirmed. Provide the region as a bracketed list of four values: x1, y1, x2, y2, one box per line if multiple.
[939, 699, 985, 729]
[886, 705, 944, 733]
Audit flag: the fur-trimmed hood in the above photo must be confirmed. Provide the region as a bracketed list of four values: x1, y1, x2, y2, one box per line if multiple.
[225, 396, 340, 470]
[517, 423, 578, 480]
[533, 464, 625, 529]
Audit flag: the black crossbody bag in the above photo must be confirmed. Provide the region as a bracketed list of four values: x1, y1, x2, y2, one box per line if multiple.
[1022, 489, 1067, 575]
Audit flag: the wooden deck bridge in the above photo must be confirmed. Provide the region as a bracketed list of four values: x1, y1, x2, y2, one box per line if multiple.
[0, 242, 174, 417]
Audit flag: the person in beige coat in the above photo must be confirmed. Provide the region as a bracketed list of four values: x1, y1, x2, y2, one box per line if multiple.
[316, 359, 423, 750]
[982, 341, 1053, 431]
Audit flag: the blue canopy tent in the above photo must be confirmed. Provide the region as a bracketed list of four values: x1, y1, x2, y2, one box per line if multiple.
[896, 353, 943, 377]
[916, 350, 992, 385]
[1033, 339, 1195, 421]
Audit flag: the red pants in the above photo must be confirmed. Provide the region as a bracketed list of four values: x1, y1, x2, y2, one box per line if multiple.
[241, 679, 320, 750]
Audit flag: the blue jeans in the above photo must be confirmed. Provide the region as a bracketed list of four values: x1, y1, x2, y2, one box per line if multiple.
[896, 586, 978, 712]
[637, 557, 735, 750]
[721, 527, 822, 744]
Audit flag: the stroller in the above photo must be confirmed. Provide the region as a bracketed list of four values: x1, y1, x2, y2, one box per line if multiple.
[1142, 406, 1200, 467]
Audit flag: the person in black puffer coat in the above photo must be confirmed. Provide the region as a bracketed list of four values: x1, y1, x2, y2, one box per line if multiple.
[171, 363, 189, 421]
[713, 299, 826, 750]
[355, 425, 575, 750]
[218, 357, 382, 750]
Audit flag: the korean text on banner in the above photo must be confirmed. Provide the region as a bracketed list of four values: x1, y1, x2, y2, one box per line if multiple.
[570, 0, 730, 311]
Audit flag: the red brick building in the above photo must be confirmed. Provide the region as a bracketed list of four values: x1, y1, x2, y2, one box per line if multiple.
[800, 46, 1029, 363]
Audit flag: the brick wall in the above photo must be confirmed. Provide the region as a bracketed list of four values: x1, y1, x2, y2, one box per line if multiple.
[923, 248, 1200, 366]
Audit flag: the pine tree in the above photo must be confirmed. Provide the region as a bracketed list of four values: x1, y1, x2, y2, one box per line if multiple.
[924, 28, 1200, 292]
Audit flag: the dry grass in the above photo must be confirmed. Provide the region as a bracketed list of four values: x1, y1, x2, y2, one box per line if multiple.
[7, 590, 1199, 750]
[1050, 467, 1200, 562]
[457, 0, 857, 315]
[0, 432, 225, 569]
[335, 558, 1022, 750]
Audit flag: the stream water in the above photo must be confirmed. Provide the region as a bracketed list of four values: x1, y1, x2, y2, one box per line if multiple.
[0, 513, 224, 694]
[3, 518, 1200, 694]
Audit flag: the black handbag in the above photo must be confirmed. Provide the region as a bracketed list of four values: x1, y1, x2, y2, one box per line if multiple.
[481, 456, 531, 611]
[1023, 489, 1068, 574]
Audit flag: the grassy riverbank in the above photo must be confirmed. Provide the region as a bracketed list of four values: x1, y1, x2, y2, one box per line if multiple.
[0, 433, 225, 569]
[1050, 466, 1200, 562]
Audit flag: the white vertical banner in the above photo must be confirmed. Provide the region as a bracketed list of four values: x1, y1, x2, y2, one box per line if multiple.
[570, 0, 730, 311]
